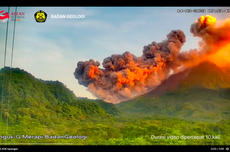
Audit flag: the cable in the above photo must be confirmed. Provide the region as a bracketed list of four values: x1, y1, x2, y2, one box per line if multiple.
[1, 7, 10, 127]
[6, 6, 17, 134]
[3, 7, 10, 68]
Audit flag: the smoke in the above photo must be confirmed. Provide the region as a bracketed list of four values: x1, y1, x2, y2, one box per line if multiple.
[74, 15, 230, 104]
[176, 15, 230, 68]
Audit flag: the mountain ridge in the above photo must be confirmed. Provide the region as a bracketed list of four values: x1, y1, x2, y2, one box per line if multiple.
[0, 67, 119, 125]
[137, 60, 230, 99]
[116, 60, 230, 122]
[0, 64, 230, 145]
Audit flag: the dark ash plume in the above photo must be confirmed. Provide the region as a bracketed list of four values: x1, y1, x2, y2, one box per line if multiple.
[74, 15, 230, 104]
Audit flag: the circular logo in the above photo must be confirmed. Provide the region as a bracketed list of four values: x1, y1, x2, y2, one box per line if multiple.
[34, 10, 47, 23]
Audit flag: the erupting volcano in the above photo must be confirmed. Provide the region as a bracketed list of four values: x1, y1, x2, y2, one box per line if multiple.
[74, 15, 230, 104]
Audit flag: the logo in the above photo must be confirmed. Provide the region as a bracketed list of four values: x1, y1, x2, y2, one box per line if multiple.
[0, 10, 9, 22]
[34, 10, 47, 23]
[11, 12, 25, 21]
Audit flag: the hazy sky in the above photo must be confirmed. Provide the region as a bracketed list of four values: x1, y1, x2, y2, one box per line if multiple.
[0, 7, 229, 99]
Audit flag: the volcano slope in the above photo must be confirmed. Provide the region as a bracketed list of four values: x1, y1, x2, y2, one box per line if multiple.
[1, 66, 230, 145]
[116, 60, 230, 122]
[222, 63, 230, 76]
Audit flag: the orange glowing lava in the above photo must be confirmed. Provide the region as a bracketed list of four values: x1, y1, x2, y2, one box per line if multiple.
[208, 44, 230, 67]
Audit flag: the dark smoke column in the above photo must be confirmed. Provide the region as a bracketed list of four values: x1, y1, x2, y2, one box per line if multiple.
[73, 29, 186, 104]
[73, 15, 230, 104]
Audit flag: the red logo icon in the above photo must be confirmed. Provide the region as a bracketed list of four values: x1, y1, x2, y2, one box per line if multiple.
[0, 10, 9, 22]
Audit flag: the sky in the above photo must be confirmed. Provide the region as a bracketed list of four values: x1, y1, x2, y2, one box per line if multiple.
[0, 7, 229, 99]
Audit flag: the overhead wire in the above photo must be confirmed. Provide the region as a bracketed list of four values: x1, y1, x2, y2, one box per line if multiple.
[6, 6, 17, 134]
[1, 7, 10, 129]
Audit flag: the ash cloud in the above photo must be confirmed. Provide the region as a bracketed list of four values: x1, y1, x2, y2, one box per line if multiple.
[74, 15, 230, 104]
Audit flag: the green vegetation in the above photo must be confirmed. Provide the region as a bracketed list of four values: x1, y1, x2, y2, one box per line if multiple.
[0, 66, 230, 145]
[117, 88, 230, 121]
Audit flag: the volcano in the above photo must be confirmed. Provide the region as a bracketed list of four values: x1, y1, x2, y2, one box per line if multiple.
[141, 60, 230, 99]
[221, 63, 230, 76]
[116, 60, 230, 121]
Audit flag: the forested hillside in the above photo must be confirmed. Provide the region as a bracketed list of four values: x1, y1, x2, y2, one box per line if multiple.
[0, 65, 230, 145]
